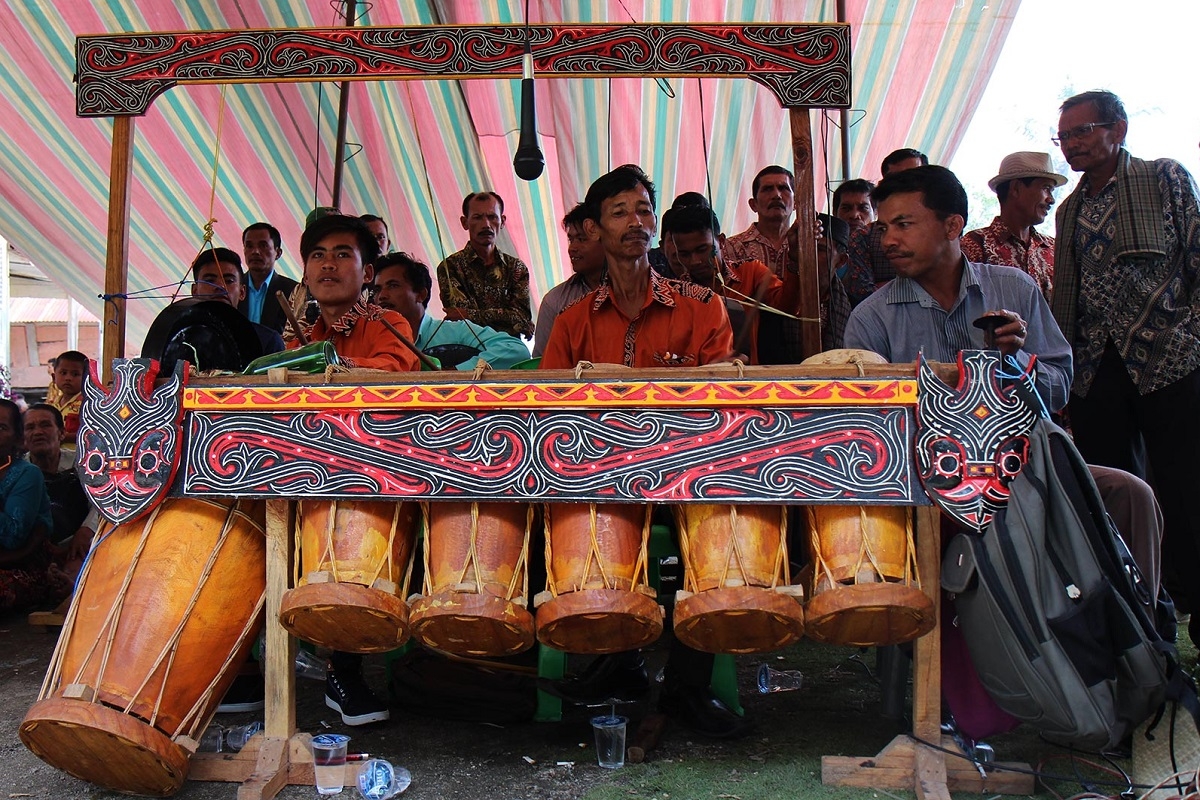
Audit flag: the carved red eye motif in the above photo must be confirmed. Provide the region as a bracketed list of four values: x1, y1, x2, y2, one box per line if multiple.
[995, 436, 1030, 484]
[924, 437, 965, 489]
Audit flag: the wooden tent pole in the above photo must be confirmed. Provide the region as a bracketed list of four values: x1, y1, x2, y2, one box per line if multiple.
[789, 108, 821, 360]
[101, 116, 135, 384]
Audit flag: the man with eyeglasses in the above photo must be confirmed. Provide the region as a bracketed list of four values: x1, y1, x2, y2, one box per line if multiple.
[1051, 89, 1200, 645]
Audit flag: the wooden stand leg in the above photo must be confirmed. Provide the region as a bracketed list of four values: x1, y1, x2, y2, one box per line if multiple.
[820, 506, 1034, 798]
[28, 596, 72, 632]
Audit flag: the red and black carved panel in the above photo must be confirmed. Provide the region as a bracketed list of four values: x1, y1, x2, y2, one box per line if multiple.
[915, 351, 1039, 531]
[76, 358, 187, 525]
[76, 24, 850, 116]
[183, 406, 921, 504]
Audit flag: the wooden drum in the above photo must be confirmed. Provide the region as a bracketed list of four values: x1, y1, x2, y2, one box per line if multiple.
[409, 502, 535, 657]
[673, 504, 805, 653]
[804, 505, 935, 646]
[20, 498, 266, 796]
[535, 503, 662, 653]
[280, 500, 418, 653]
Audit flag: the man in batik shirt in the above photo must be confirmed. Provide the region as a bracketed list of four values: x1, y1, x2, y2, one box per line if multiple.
[436, 191, 535, 339]
[721, 165, 794, 278]
[1051, 90, 1200, 642]
[962, 151, 1066, 300]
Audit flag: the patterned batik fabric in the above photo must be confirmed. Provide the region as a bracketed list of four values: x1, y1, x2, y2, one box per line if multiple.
[962, 216, 1056, 301]
[436, 244, 535, 338]
[842, 222, 892, 306]
[0, 542, 72, 612]
[1067, 159, 1200, 396]
[722, 223, 789, 278]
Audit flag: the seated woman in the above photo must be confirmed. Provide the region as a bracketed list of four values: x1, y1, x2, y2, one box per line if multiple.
[23, 403, 99, 579]
[0, 399, 69, 612]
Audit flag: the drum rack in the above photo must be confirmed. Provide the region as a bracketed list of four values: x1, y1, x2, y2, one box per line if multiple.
[97, 362, 1029, 800]
[71, 19, 1031, 799]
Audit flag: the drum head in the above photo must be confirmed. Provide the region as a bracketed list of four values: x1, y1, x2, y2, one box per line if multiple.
[423, 343, 481, 369]
[141, 297, 264, 373]
[20, 697, 189, 796]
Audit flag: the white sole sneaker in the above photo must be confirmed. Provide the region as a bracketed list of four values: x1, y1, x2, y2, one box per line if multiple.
[324, 693, 390, 726]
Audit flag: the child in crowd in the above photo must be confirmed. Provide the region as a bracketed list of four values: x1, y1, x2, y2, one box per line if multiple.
[45, 351, 89, 451]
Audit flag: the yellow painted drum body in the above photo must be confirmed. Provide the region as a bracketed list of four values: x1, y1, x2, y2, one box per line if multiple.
[673, 504, 804, 653]
[410, 502, 535, 657]
[805, 505, 935, 646]
[20, 498, 266, 797]
[536, 503, 662, 654]
[280, 500, 418, 653]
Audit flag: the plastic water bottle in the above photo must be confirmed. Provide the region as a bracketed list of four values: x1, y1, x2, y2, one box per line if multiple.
[198, 723, 224, 753]
[295, 649, 328, 681]
[357, 758, 412, 799]
[224, 721, 264, 752]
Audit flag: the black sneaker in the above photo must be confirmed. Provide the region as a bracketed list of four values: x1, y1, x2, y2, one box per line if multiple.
[217, 673, 265, 714]
[325, 670, 390, 726]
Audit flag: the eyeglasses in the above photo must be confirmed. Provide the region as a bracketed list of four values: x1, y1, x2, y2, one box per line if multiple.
[1052, 121, 1117, 146]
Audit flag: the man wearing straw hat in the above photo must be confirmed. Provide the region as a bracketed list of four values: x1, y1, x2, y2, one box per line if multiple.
[962, 151, 1067, 301]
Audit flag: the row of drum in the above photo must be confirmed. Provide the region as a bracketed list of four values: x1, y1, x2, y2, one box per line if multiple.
[19, 496, 935, 796]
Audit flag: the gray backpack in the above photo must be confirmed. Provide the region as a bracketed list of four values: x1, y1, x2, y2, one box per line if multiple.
[942, 418, 1198, 751]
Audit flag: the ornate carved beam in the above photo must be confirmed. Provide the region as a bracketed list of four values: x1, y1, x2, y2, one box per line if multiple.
[76, 23, 851, 116]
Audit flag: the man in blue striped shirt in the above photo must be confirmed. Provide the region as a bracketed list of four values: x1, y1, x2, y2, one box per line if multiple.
[843, 165, 1072, 413]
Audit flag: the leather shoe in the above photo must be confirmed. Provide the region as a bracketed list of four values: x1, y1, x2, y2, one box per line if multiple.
[540, 652, 649, 705]
[659, 684, 755, 739]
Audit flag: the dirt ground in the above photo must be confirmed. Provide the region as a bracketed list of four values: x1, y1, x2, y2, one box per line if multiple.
[1, 611, 917, 800]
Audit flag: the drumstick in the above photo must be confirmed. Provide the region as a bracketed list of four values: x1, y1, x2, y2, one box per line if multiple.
[275, 290, 310, 346]
[379, 316, 442, 371]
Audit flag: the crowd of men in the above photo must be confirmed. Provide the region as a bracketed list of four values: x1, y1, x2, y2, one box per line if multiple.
[9, 87, 1193, 743]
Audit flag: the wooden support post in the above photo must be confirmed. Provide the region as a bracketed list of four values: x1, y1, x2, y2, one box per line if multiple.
[101, 116, 134, 384]
[789, 107, 822, 360]
[264, 498, 296, 741]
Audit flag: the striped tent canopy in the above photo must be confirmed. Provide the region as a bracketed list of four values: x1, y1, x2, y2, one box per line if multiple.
[0, 0, 1017, 350]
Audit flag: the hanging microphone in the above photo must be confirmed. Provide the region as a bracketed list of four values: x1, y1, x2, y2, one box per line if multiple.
[513, 44, 544, 181]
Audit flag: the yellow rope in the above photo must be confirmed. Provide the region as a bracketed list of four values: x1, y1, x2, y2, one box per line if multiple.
[203, 84, 229, 244]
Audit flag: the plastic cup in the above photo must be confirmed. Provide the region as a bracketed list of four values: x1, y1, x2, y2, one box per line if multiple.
[757, 664, 803, 693]
[590, 714, 627, 769]
[312, 733, 351, 795]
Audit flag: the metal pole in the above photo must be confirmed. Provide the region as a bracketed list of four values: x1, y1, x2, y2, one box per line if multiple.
[0, 234, 9, 379]
[329, 0, 357, 210]
[837, 0, 851, 182]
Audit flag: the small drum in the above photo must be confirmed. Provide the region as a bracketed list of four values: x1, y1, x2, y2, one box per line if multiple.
[409, 502, 535, 657]
[280, 500, 418, 653]
[20, 498, 266, 796]
[804, 505, 935, 646]
[673, 504, 805, 653]
[535, 503, 662, 653]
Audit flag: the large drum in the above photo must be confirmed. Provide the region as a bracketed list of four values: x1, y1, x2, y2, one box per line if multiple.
[409, 502, 535, 657]
[20, 498, 266, 797]
[673, 504, 805, 653]
[280, 500, 419, 653]
[535, 503, 662, 653]
[804, 505, 935, 646]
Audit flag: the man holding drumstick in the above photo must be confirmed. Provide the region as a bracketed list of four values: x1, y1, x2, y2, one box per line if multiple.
[540, 165, 752, 738]
[291, 214, 418, 726]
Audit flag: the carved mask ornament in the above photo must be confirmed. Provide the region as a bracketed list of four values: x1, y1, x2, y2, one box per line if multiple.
[76, 358, 187, 525]
[916, 350, 1039, 531]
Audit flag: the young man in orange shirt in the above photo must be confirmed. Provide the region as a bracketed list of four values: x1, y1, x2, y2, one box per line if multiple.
[288, 214, 419, 373]
[287, 214, 418, 724]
